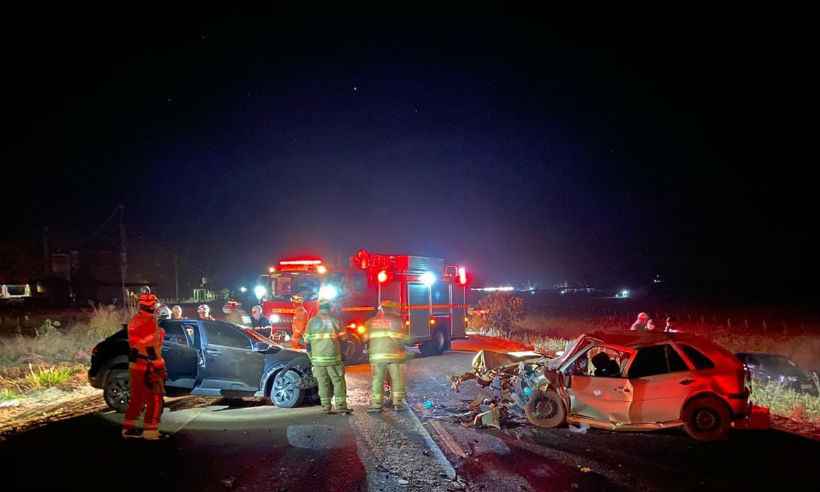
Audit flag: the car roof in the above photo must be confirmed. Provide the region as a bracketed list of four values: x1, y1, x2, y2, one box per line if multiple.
[582, 330, 737, 360]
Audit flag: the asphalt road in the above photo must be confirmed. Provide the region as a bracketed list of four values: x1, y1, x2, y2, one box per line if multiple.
[2, 347, 819, 492]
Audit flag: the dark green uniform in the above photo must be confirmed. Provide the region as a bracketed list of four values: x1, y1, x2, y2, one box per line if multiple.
[363, 305, 410, 410]
[305, 310, 348, 412]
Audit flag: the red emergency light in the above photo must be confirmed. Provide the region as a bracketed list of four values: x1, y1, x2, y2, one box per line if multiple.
[279, 259, 323, 266]
[457, 267, 467, 285]
[377, 270, 390, 283]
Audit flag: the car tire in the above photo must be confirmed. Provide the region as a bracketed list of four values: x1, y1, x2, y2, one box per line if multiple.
[420, 328, 447, 357]
[682, 396, 731, 441]
[341, 334, 364, 363]
[270, 369, 304, 408]
[525, 389, 566, 428]
[103, 368, 130, 413]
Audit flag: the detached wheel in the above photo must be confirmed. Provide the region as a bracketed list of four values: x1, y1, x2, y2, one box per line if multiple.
[525, 390, 566, 428]
[682, 396, 731, 441]
[270, 369, 304, 408]
[103, 368, 130, 413]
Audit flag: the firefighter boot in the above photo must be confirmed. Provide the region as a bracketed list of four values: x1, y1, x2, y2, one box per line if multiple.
[121, 428, 143, 440]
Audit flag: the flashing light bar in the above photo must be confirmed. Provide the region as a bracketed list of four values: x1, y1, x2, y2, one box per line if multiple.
[279, 259, 323, 266]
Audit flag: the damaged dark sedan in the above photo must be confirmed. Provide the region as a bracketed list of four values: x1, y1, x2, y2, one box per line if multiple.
[89, 319, 316, 412]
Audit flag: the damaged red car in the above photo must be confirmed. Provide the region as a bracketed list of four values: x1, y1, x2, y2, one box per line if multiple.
[525, 332, 758, 441]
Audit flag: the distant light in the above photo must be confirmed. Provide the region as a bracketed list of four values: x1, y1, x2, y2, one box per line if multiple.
[420, 272, 436, 287]
[620, 289, 630, 298]
[319, 284, 338, 300]
[254, 285, 267, 299]
[317, 265, 327, 274]
[377, 270, 389, 283]
[269, 313, 281, 323]
[239, 286, 247, 293]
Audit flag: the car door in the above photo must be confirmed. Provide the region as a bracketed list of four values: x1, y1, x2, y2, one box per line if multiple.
[562, 345, 635, 423]
[626, 343, 694, 424]
[197, 321, 265, 394]
[159, 320, 199, 389]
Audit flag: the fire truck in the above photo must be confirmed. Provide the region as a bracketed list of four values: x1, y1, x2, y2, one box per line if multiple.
[257, 250, 470, 362]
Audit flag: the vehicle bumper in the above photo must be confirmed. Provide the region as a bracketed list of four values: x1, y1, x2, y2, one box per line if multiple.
[732, 404, 770, 430]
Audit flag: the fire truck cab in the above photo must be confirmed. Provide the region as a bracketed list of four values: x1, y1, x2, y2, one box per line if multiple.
[257, 250, 469, 362]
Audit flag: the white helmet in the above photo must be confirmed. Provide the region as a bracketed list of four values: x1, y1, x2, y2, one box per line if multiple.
[157, 305, 172, 319]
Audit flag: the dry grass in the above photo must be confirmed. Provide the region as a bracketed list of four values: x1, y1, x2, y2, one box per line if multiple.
[0, 305, 126, 368]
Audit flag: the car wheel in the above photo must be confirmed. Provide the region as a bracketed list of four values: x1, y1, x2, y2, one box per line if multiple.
[341, 334, 364, 363]
[270, 369, 304, 408]
[420, 329, 447, 357]
[103, 368, 130, 413]
[525, 389, 566, 428]
[682, 396, 731, 441]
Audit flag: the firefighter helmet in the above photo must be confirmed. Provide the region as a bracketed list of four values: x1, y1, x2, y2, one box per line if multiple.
[291, 295, 304, 304]
[637, 312, 649, 321]
[197, 304, 210, 313]
[157, 305, 172, 319]
[138, 292, 158, 311]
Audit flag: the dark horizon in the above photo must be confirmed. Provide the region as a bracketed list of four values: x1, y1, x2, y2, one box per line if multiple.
[2, 7, 814, 299]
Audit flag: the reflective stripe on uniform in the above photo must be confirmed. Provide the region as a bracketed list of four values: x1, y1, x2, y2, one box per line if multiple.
[310, 355, 342, 364]
[305, 332, 339, 341]
[369, 353, 405, 361]
[367, 330, 405, 339]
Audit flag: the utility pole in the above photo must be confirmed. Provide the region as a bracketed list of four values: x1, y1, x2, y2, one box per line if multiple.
[174, 252, 179, 302]
[42, 226, 50, 276]
[119, 205, 128, 307]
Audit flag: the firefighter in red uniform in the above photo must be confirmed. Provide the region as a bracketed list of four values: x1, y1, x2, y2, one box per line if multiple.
[290, 295, 309, 348]
[122, 287, 167, 440]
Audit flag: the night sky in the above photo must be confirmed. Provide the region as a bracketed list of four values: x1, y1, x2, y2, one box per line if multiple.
[3, 7, 814, 298]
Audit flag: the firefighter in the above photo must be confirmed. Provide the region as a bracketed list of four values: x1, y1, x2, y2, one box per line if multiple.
[304, 299, 350, 414]
[171, 305, 184, 320]
[157, 305, 172, 320]
[197, 304, 215, 321]
[250, 305, 271, 337]
[290, 295, 309, 348]
[363, 299, 410, 413]
[122, 287, 166, 440]
[629, 312, 650, 331]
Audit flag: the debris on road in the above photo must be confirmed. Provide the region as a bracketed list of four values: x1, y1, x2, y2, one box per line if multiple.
[445, 349, 547, 429]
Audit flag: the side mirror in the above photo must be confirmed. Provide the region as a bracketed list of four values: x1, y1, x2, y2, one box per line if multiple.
[252, 341, 270, 352]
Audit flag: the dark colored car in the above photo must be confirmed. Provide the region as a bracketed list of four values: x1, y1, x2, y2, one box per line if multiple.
[88, 319, 316, 412]
[735, 352, 819, 396]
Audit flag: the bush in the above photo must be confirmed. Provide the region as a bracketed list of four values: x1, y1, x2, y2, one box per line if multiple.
[476, 293, 525, 339]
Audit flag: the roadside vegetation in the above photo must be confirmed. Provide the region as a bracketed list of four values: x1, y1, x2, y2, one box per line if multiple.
[0, 305, 127, 403]
[470, 293, 820, 424]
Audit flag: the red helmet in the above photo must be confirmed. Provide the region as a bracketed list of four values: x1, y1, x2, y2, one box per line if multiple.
[138, 292, 158, 310]
[222, 300, 241, 314]
[637, 312, 649, 321]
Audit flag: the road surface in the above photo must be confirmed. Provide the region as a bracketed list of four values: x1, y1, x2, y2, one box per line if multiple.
[2, 345, 819, 491]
